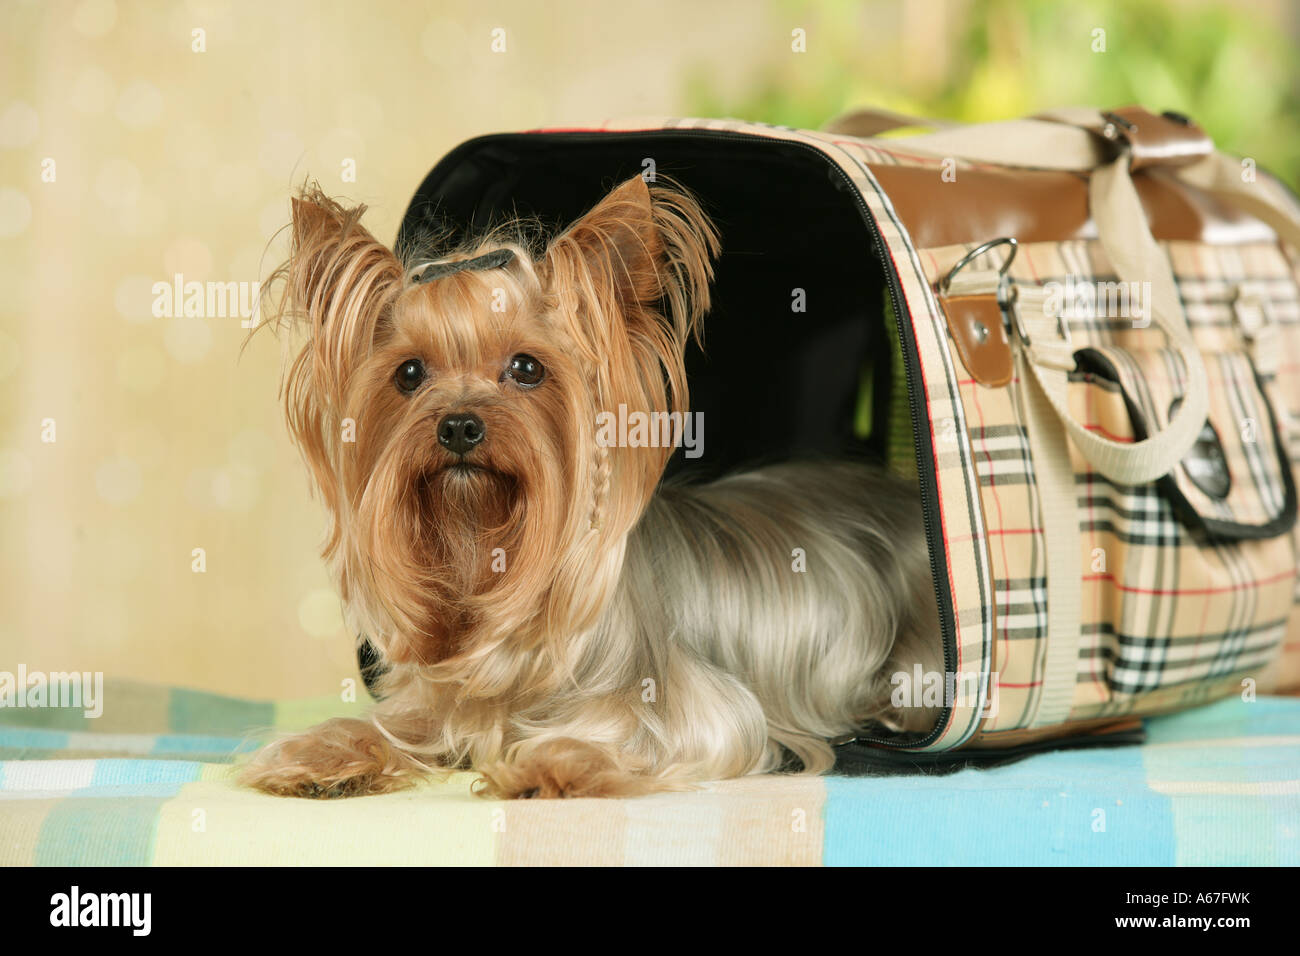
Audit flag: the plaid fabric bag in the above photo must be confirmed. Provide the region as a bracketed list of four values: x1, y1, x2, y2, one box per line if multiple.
[399, 106, 1300, 758]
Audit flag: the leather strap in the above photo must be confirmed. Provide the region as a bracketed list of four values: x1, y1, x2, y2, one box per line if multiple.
[936, 291, 1014, 388]
[1040, 106, 1213, 172]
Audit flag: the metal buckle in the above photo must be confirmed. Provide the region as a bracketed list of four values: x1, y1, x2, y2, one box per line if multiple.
[1057, 310, 1072, 347]
[1008, 282, 1032, 347]
[938, 237, 1025, 349]
[938, 236, 1019, 295]
[1100, 110, 1137, 146]
[1008, 281, 1072, 350]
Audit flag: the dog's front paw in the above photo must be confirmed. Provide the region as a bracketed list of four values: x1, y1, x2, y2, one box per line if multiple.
[238, 717, 423, 798]
[477, 738, 671, 799]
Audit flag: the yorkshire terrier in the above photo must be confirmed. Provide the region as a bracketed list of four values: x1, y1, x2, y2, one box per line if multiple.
[240, 175, 939, 799]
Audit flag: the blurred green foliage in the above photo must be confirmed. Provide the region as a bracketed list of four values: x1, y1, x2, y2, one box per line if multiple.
[686, 0, 1300, 188]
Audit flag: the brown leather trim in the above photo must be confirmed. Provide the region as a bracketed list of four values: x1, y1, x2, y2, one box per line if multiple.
[868, 163, 1277, 251]
[938, 294, 1013, 388]
[1108, 106, 1213, 172]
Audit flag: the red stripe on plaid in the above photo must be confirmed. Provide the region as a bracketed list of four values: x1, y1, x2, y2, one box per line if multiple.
[1083, 423, 1134, 443]
[1083, 568, 1296, 596]
[957, 377, 1022, 387]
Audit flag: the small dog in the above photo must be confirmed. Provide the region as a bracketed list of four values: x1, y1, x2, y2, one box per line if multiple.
[241, 175, 939, 799]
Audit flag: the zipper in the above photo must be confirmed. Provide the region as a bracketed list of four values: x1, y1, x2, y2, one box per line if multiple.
[405, 127, 962, 753]
[835, 175, 957, 751]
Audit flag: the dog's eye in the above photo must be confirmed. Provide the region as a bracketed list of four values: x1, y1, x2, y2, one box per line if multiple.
[394, 358, 426, 393]
[505, 353, 544, 388]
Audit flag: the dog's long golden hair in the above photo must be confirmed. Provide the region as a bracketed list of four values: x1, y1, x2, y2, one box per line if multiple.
[242, 176, 936, 799]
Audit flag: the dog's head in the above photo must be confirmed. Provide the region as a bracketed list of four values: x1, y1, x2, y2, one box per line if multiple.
[269, 176, 718, 667]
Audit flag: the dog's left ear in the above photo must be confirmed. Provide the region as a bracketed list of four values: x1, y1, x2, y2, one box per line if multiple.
[543, 176, 719, 385]
[536, 179, 718, 640]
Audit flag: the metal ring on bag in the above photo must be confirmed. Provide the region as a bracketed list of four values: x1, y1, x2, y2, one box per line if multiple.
[938, 236, 1019, 294]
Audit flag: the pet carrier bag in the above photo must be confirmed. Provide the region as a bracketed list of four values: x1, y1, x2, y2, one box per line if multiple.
[394, 105, 1300, 762]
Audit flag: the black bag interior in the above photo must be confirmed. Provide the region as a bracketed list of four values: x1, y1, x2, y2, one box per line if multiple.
[396, 131, 898, 481]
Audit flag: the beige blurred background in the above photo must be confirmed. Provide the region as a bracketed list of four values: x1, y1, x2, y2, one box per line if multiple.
[2, 0, 1297, 699]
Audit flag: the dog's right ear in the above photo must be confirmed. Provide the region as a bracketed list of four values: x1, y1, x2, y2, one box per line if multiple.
[273, 189, 406, 534]
[286, 188, 404, 337]
[279, 187, 406, 423]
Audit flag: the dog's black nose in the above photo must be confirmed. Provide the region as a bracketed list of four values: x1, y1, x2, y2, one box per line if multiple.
[437, 412, 486, 455]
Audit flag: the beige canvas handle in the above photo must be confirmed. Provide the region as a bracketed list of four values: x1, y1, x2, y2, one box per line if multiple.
[1042, 158, 1208, 486]
[872, 108, 1300, 484]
